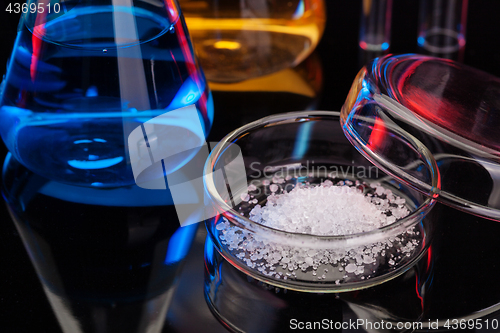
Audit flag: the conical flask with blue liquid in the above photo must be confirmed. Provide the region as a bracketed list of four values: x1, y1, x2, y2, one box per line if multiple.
[0, 0, 213, 188]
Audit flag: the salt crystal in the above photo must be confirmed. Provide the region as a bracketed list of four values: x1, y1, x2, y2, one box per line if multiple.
[375, 186, 384, 196]
[323, 180, 333, 187]
[345, 263, 357, 273]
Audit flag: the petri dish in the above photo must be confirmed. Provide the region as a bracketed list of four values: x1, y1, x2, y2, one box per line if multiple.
[204, 110, 437, 292]
[342, 54, 500, 221]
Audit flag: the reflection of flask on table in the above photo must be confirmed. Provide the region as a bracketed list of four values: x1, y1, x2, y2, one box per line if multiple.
[204, 234, 433, 333]
[418, 0, 468, 61]
[179, 0, 326, 82]
[2, 154, 198, 333]
[207, 52, 323, 137]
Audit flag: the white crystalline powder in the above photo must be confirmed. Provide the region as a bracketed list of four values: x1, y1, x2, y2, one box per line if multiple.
[269, 184, 279, 193]
[345, 263, 358, 273]
[217, 178, 420, 285]
[249, 183, 408, 235]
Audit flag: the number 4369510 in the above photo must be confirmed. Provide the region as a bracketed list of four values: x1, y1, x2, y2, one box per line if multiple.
[6, 2, 61, 14]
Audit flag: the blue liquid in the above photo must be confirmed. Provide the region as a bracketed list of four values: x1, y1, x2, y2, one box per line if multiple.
[0, 5, 212, 187]
[2, 153, 198, 302]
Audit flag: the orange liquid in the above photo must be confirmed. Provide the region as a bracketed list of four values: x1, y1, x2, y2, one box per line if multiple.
[179, 0, 326, 82]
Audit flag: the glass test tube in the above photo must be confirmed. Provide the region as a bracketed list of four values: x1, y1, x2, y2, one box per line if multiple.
[418, 0, 468, 61]
[359, 0, 393, 65]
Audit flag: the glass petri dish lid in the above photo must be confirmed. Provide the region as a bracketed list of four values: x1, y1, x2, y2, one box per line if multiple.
[342, 54, 500, 221]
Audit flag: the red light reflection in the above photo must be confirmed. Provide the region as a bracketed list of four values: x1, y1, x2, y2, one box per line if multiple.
[367, 116, 386, 151]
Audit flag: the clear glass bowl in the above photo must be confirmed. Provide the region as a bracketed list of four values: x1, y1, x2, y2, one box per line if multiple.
[342, 54, 500, 221]
[204, 111, 437, 292]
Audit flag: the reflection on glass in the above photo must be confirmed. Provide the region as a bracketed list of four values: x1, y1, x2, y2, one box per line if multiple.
[0, 0, 213, 188]
[2, 154, 198, 333]
[418, 204, 500, 329]
[418, 0, 468, 61]
[179, 0, 326, 82]
[204, 235, 433, 333]
[207, 52, 323, 136]
[342, 54, 500, 220]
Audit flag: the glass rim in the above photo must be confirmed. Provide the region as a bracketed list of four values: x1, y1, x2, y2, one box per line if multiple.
[22, 3, 178, 50]
[342, 55, 500, 221]
[203, 110, 437, 248]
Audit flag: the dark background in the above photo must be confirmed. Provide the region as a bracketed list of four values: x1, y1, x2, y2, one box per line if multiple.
[1, 1, 500, 332]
